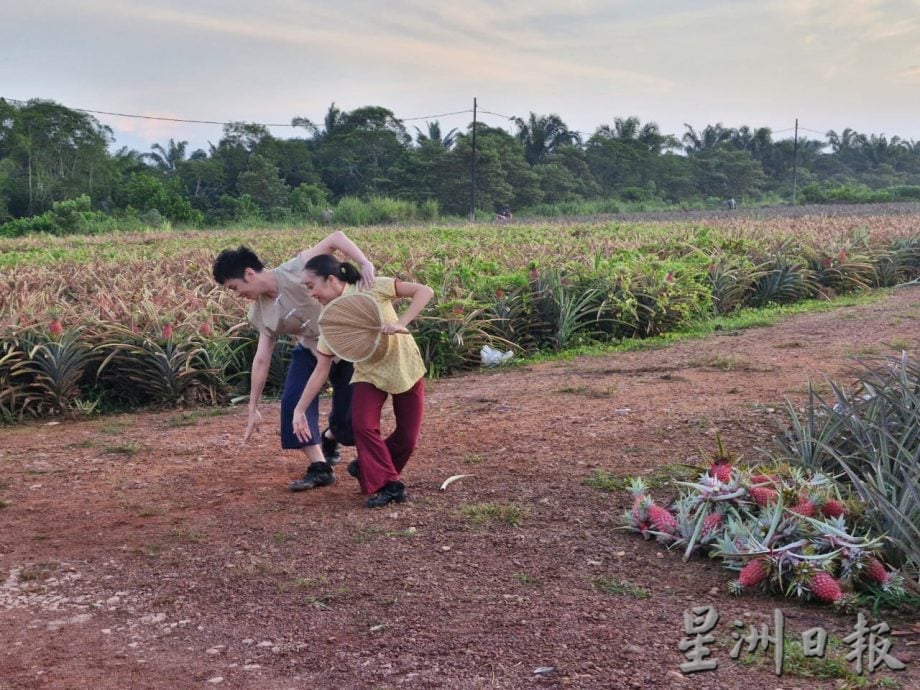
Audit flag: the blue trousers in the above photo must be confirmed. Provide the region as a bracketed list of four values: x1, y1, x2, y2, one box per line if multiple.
[280, 345, 354, 450]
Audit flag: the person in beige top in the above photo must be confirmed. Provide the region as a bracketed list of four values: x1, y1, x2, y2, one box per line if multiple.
[292, 254, 433, 508]
[212, 231, 374, 491]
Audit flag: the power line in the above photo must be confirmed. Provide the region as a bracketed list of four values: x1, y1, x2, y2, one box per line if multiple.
[1, 96, 478, 129]
[402, 109, 473, 122]
[3, 96, 850, 142]
[478, 109, 515, 120]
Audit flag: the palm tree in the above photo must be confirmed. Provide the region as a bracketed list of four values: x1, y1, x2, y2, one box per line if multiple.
[682, 123, 733, 154]
[599, 116, 675, 153]
[860, 133, 903, 167]
[144, 139, 188, 173]
[825, 128, 866, 155]
[292, 102, 347, 141]
[415, 121, 457, 149]
[513, 112, 580, 165]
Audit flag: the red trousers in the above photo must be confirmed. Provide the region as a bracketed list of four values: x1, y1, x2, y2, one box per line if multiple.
[352, 379, 425, 494]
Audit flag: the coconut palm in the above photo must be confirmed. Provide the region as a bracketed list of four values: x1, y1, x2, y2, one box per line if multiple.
[292, 102, 347, 141]
[145, 139, 188, 173]
[415, 121, 458, 149]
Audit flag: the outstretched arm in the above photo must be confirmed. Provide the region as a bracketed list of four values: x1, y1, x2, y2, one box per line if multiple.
[292, 352, 334, 444]
[300, 230, 375, 289]
[244, 333, 275, 441]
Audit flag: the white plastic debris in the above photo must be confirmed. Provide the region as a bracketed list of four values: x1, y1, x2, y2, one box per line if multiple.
[480, 345, 514, 367]
[439, 474, 472, 491]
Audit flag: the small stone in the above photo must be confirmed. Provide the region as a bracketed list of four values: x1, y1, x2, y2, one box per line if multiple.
[709, 587, 719, 595]
[243, 664, 261, 671]
[106, 596, 120, 606]
[206, 648, 221, 655]
[615, 551, 626, 557]
[242, 638, 254, 645]
[256, 640, 273, 648]
[441, 546, 451, 551]
[666, 670, 687, 682]
[206, 677, 224, 684]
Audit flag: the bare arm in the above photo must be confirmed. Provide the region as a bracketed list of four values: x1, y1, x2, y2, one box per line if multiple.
[244, 333, 275, 441]
[380, 280, 434, 335]
[299, 230, 375, 289]
[291, 352, 334, 444]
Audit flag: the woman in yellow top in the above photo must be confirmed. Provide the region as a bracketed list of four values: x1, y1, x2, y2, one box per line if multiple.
[292, 254, 433, 508]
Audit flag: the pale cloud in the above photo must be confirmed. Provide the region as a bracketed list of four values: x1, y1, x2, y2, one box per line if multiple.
[890, 65, 920, 82]
[99, 1, 673, 95]
[2, 0, 919, 149]
[774, 0, 920, 38]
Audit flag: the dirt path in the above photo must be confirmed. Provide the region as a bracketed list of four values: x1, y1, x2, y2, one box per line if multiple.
[1, 289, 918, 689]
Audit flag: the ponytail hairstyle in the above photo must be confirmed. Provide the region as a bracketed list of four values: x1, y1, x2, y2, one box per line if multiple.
[304, 254, 361, 285]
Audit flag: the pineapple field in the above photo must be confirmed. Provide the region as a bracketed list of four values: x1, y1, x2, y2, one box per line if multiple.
[1, 208, 919, 688]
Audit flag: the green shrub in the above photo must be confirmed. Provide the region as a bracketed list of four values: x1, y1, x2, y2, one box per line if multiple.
[0, 195, 118, 237]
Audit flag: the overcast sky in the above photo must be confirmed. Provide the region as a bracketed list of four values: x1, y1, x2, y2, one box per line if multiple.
[2, 0, 919, 153]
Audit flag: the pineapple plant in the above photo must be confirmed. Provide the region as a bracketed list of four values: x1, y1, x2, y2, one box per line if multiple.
[622, 440, 907, 607]
[807, 571, 844, 603]
[731, 557, 772, 593]
[647, 502, 678, 537]
[862, 556, 891, 586]
[748, 486, 778, 507]
[820, 499, 846, 519]
[705, 432, 736, 484]
[48, 309, 63, 337]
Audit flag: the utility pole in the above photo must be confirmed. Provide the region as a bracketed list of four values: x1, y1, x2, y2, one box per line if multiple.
[792, 118, 799, 205]
[469, 97, 477, 221]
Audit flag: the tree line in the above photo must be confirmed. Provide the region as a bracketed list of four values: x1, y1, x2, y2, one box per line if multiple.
[2, 97, 920, 233]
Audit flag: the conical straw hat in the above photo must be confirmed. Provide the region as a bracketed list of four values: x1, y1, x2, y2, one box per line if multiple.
[318, 292, 384, 362]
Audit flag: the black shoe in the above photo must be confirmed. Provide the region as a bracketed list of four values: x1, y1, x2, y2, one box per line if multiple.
[321, 429, 342, 466]
[365, 480, 407, 508]
[289, 462, 335, 492]
[347, 458, 360, 480]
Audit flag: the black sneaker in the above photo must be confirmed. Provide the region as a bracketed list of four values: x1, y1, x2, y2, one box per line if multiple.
[347, 458, 360, 480]
[321, 429, 342, 466]
[289, 461, 335, 492]
[365, 480, 407, 508]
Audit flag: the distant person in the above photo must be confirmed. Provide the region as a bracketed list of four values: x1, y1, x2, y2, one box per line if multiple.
[321, 208, 334, 225]
[211, 231, 374, 492]
[725, 198, 737, 210]
[495, 208, 513, 222]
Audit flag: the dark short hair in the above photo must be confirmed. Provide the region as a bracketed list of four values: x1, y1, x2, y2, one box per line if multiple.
[212, 246, 264, 284]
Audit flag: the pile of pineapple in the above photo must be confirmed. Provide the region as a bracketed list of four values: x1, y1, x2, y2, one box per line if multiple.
[623, 438, 904, 605]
